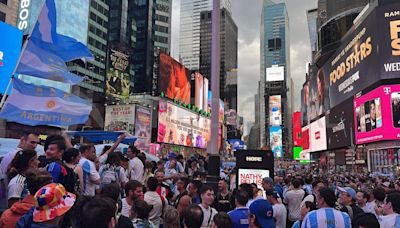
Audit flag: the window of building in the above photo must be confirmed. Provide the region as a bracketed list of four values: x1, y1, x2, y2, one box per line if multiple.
[0, 11, 5, 22]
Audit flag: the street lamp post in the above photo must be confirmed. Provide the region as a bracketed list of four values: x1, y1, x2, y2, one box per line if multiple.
[206, 0, 221, 186]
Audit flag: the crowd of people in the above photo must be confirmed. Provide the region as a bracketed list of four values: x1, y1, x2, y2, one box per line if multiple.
[0, 131, 399, 228]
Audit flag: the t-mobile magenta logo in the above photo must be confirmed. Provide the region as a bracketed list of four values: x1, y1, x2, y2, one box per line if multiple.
[383, 87, 391, 95]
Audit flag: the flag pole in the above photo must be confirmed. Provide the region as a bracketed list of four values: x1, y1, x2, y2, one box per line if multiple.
[0, 0, 47, 110]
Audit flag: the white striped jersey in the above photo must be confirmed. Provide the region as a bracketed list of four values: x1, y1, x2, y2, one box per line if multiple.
[301, 208, 351, 228]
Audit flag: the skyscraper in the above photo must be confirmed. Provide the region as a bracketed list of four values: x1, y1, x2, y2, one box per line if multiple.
[199, 8, 238, 110]
[259, 0, 290, 156]
[154, 0, 172, 54]
[1, 0, 19, 25]
[179, 0, 231, 70]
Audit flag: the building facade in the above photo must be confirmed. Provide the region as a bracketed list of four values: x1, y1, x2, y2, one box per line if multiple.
[259, 0, 290, 157]
[154, 0, 172, 54]
[199, 8, 238, 110]
[0, 0, 19, 25]
[179, 0, 231, 70]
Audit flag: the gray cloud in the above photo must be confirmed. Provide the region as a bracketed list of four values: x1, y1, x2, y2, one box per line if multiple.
[171, 0, 318, 134]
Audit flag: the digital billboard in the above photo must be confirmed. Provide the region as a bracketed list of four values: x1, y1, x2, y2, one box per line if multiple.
[293, 146, 310, 163]
[354, 85, 400, 144]
[134, 106, 151, 153]
[270, 126, 282, 157]
[203, 78, 209, 111]
[104, 105, 135, 135]
[301, 125, 311, 153]
[238, 169, 270, 188]
[301, 81, 310, 126]
[266, 66, 284, 82]
[293, 112, 302, 146]
[106, 49, 130, 103]
[226, 109, 237, 126]
[157, 99, 210, 148]
[269, 95, 282, 126]
[326, 99, 354, 150]
[309, 70, 329, 122]
[0, 22, 23, 94]
[193, 71, 204, 110]
[310, 116, 327, 152]
[158, 53, 191, 104]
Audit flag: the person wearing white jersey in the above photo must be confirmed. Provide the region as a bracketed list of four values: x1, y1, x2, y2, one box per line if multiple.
[301, 187, 351, 228]
[127, 146, 144, 183]
[378, 192, 400, 228]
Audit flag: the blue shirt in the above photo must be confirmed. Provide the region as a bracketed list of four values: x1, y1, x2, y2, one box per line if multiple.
[292, 220, 301, 228]
[228, 207, 250, 228]
[301, 208, 351, 228]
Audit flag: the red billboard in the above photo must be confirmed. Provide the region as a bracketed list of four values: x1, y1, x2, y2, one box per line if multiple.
[354, 84, 400, 144]
[158, 53, 191, 104]
[293, 112, 302, 146]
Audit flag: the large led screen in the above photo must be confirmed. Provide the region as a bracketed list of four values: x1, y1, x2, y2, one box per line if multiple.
[158, 53, 191, 104]
[310, 116, 327, 152]
[269, 95, 282, 126]
[326, 99, 354, 150]
[354, 85, 400, 144]
[157, 99, 210, 148]
[106, 49, 130, 103]
[104, 105, 136, 135]
[293, 112, 302, 146]
[266, 66, 284, 82]
[134, 106, 151, 153]
[270, 126, 282, 157]
[193, 71, 204, 110]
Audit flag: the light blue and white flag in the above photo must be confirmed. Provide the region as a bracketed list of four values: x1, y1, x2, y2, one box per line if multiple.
[0, 79, 92, 126]
[30, 0, 93, 62]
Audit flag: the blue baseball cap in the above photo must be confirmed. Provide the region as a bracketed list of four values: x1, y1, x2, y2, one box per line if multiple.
[337, 186, 356, 200]
[249, 199, 275, 228]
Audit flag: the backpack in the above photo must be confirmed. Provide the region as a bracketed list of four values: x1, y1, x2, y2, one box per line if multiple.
[100, 165, 120, 187]
[53, 160, 77, 194]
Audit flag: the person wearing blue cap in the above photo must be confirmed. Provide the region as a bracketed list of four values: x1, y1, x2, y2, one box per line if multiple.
[337, 186, 363, 221]
[248, 199, 275, 228]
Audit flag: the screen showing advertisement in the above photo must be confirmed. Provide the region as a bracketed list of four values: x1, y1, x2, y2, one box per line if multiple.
[269, 95, 282, 126]
[354, 85, 400, 144]
[270, 126, 282, 158]
[0, 22, 23, 94]
[158, 53, 191, 104]
[238, 168, 270, 190]
[310, 116, 327, 152]
[106, 49, 130, 103]
[194, 72, 204, 110]
[293, 147, 310, 163]
[293, 112, 302, 146]
[266, 66, 284, 82]
[219, 99, 225, 124]
[309, 71, 329, 122]
[134, 106, 151, 153]
[157, 99, 210, 148]
[326, 99, 354, 150]
[301, 81, 310, 126]
[203, 79, 209, 112]
[104, 105, 135, 135]
[226, 109, 237, 126]
[301, 125, 310, 153]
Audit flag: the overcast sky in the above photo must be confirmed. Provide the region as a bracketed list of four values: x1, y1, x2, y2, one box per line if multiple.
[170, 0, 317, 135]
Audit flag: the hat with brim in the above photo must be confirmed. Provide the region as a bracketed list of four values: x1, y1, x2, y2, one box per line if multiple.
[33, 183, 76, 222]
[249, 199, 274, 228]
[337, 186, 356, 200]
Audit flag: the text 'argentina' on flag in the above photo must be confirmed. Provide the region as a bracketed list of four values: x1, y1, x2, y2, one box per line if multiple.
[0, 78, 92, 127]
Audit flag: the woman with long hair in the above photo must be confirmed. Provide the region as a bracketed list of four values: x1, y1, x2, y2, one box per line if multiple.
[7, 149, 39, 207]
[99, 152, 127, 190]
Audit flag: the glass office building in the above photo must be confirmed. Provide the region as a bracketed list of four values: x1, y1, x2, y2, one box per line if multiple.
[179, 0, 231, 70]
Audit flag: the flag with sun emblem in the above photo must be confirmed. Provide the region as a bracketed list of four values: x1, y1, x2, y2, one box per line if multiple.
[0, 78, 92, 126]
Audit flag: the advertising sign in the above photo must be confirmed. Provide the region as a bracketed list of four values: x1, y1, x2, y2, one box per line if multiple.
[293, 112, 302, 146]
[301, 81, 311, 126]
[203, 78, 209, 112]
[266, 66, 284, 82]
[227, 139, 245, 151]
[326, 99, 354, 149]
[157, 99, 210, 148]
[226, 109, 237, 126]
[309, 71, 329, 121]
[106, 49, 130, 103]
[270, 126, 282, 157]
[354, 85, 400, 144]
[0, 22, 23, 94]
[238, 169, 270, 188]
[293, 146, 310, 163]
[193, 71, 204, 110]
[104, 105, 135, 135]
[269, 95, 282, 126]
[158, 53, 191, 104]
[310, 116, 327, 152]
[134, 106, 151, 152]
[235, 150, 274, 189]
[301, 125, 311, 153]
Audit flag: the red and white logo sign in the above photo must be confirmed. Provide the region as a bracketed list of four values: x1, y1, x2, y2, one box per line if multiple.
[315, 131, 321, 140]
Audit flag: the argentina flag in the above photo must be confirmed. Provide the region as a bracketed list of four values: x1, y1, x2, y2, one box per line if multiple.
[0, 79, 92, 126]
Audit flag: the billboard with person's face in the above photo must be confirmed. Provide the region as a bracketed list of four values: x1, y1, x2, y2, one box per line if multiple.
[269, 95, 282, 126]
[354, 85, 400, 144]
[158, 53, 191, 104]
[270, 126, 282, 158]
[157, 99, 210, 148]
[106, 49, 130, 103]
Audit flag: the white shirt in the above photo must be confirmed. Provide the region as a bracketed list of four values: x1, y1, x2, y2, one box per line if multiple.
[273, 203, 287, 228]
[284, 189, 306, 221]
[364, 201, 376, 215]
[79, 157, 100, 196]
[7, 174, 28, 200]
[129, 157, 144, 183]
[379, 213, 399, 228]
[199, 204, 217, 228]
[144, 191, 166, 227]
[0, 148, 21, 176]
[121, 198, 131, 218]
